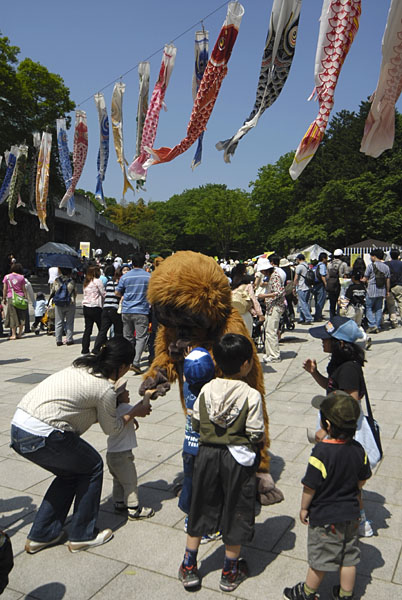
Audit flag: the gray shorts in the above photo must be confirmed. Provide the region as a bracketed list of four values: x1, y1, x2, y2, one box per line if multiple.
[307, 520, 360, 572]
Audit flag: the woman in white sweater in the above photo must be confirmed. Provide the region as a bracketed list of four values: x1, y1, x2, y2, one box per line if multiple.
[10, 337, 151, 554]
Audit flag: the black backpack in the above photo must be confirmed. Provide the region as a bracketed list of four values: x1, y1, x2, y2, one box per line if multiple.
[303, 267, 316, 288]
[326, 261, 341, 292]
[53, 278, 72, 306]
[372, 264, 386, 289]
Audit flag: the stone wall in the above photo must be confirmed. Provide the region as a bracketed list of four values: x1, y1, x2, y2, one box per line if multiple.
[1, 194, 139, 273]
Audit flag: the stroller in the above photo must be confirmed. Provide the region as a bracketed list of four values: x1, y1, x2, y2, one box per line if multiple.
[279, 302, 295, 336]
[252, 300, 266, 351]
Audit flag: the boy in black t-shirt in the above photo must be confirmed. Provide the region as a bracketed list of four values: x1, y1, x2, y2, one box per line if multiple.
[343, 273, 366, 326]
[284, 390, 371, 600]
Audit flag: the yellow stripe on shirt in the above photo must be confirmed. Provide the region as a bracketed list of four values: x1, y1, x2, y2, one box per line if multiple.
[309, 456, 327, 479]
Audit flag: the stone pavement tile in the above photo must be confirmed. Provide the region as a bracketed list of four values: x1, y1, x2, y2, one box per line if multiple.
[394, 425, 402, 440]
[2, 459, 51, 492]
[267, 400, 311, 414]
[0, 417, 14, 434]
[363, 499, 399, 540]
[276, 426, 313, 444]
[131, 439, 181, 463]
[0, 485, 41, 530]
[377, 422, 399, 440]
[90, 520, 211, 576]
[135, 422, 179, 442]
[81, 429, 109, 452]
[267, 423, 288, 440]
[0, 589, 23, 600]
[156, 412, 188, 428]
[381, 438, 402, 456]
[138, 407, 174, 424]
[393, 552, 402, 584]
[376, 456, 402, 479]
[269, 440, 308, 462]
[354, 578, 402, 600]
[163, 450, 185, 468]
[265, 390, 298, 402]
[266, 483, 303, 521]
[245, 512, 295, 553]
[268, 412, 315, 428]
[140, 462, 183, 492]
[275, 460, 305, 487]
[292, 444, 314, 465]
[8, 542, 127, 600]
[90, 566, 224, 600]
[158, 427, 186, 446]
[359, 537, 402, 582]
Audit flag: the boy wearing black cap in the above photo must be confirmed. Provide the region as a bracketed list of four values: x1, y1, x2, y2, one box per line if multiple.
[284, 391, 371, 600]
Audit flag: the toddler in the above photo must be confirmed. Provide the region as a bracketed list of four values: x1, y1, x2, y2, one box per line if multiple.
[106, 378, 154, 519]
[32, 292, 47, 335]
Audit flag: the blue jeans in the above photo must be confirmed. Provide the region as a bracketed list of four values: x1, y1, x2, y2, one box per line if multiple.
[10, 425, 103, 542]
[366, 295, 383, 329]
[297, 289, 313, 323]
[313, 284, 327, 320]
[178, 452, 196, 514]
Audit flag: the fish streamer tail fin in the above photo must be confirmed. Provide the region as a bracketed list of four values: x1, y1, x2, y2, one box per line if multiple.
[289, 122, 324, 180]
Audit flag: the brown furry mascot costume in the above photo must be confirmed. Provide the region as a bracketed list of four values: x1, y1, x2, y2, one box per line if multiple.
[140, 251, 283, 505]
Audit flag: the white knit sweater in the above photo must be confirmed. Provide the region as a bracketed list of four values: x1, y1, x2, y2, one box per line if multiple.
[17, 366, 124, 436]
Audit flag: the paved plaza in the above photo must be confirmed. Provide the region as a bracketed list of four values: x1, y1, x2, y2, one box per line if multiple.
[1, 301, 401, 599]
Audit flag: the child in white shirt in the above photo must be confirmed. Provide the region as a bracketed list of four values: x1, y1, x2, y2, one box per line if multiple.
[32, 293, 47, 335]
[106, 379, 155, 519]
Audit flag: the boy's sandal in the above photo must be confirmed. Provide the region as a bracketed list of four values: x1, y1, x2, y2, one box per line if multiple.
[127, 506, 155, 520]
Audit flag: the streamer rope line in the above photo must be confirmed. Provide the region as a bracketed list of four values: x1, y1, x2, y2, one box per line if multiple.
[77, 0, 229, 107]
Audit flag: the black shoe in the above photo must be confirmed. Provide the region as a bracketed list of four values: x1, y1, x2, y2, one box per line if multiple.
[283, 582, 319, 600]
[219, 558, 248, 592]
[332, 585, 353, 600]
[56, 342, 63, 346]
[66, 341, 74, 346]
[178, 562, 201, 589]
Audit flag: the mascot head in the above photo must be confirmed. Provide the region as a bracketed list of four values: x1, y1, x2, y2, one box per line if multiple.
[148, 251, 231, 349]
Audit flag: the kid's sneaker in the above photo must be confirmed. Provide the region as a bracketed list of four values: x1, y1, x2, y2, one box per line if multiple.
[178, 562, 201, 588]
[332, 585, 353, 600]
[200, 531, 222, 544]
[358, 519, 374, 537]
[283, 582, 319, 600]
[219, 558, 248, 592]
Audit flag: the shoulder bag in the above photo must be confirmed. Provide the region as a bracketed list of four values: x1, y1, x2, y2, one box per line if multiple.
[6, 276, 28, 310]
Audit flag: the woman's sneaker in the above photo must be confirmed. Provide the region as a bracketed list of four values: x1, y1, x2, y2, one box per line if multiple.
[178, 562, 201, 588]
[219, 558, 248, 592]
[67, 528, 113, 553]
[283, 582, 319, 599]
[25, 531, 65, 554]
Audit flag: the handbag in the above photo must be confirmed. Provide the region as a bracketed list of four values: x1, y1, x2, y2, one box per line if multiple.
[363, 387, 383, 461]
[6, 276, 28, 310]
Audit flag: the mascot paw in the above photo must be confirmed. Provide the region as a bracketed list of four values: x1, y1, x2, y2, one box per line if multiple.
[256, 472, 285, 506]
[139, 368, 171, 398]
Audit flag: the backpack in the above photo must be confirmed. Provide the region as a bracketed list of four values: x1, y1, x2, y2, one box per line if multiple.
[372, 264, 386, 289]
[326, 260, 341, 293]
[231, 284, 252, 314]
[302, 267, 316, 288]
[53, 278, 72, 306]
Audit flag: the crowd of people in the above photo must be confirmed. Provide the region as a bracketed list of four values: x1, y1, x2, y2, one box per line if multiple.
[0, 245, 395, 598]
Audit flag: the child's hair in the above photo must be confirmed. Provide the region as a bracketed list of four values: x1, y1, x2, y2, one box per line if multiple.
[352, 271, 362, 281]
[73, 337, 134, 380]
[213, 333, 253, 376]
[320, 412, 356, 440]
[329, 338, 365, 368]
[36, 292, 45, 301]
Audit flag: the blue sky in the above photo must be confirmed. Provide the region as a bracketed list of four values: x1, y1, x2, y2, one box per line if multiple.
[2, 1, 400, 204]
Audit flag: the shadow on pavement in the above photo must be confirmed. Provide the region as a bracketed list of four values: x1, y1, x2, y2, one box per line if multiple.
[24, 582, 66, 599]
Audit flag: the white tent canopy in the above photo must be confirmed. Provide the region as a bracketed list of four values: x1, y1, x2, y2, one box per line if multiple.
[288, 243, 331, 262]
[35, 242, 79, 257]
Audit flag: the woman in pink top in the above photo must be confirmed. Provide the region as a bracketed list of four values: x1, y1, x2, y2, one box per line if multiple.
[2, 263, 27, 340]
[82, 265, 105, 354]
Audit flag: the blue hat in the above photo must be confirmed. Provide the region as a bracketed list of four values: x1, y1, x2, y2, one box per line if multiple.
[309, 316, 364, 344]
[183, 347, 215, 385]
